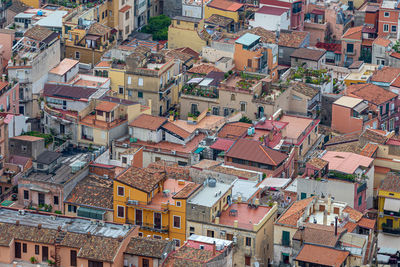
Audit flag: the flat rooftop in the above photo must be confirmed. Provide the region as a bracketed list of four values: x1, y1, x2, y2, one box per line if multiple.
[232, 179, 259, 201]
[218, 203, 272, 230]
[280, 115, 315, 141]
[188, 181, 232, 207]
[0, 208, 132, 238]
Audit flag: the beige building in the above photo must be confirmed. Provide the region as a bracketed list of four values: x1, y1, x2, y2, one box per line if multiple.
[168, 16, 208, 52]
[186, 179, 277, 267]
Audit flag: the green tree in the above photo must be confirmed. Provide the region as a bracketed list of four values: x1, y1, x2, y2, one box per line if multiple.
[393, 40, 400, 53]
[239, 116, 252, 124]
[141, 15, 171, 41]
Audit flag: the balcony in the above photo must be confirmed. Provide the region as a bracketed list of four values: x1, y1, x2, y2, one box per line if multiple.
[182, 84, 218, 99]
[383, 210, 400, 217]
[382, 225, 400, 235]
[141, 222, 169, 233]
[281, 238, 290, 247]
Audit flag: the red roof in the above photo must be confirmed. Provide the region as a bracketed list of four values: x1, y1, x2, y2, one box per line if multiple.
[387, 138, 400, 146]
[260, 0, 291, 8]
[342, 26, 363, 40]
[316, 42, 342, 53]
[256, 5, 289, 15]
[207, 0, 243, 11]
[358, 217, 376, 229]
[295, 244, 349, 267]
[210, 138, 235, 151]
[218, 203, 272, 230]
[391, 52, 400, 59]
[311, 9, 324, 15]
[119, 5, 131, 12]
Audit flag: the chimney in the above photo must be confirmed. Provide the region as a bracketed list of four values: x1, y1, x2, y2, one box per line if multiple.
[335, 216, 338, 236]
[234, 220, 238, 228]
[323, 210, 328, 225]
[37, 224, 42, 229]
[215, 216, 220, 224]
[212, 241, 216, 256]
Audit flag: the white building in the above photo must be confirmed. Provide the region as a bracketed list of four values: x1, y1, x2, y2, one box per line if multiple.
[249, 6, 290, 31]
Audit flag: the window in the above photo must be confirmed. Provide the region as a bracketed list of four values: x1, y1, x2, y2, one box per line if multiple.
[173, 216, 181, 228]
[102, 11, 104, 19]
[153, 235, 162, 239]
[75, 51, 80, 59]
[247, 59, 252, 68]
[125, 11, 129, 20]
[119, 86, 124, 94]
[122, 157, 127, 164]
[138, 91, 143, 98]
[346, 43, 354, 53]
[300, 192, 307, 199]
[384, 24, 389, 32]
[142, 259, 150, 267]
[176, 201, 181, 207]
[54, 196, 59, 205]
[231, 94, 235, 101]
[21, 145, 27, 152]
[207, 230, 214, 237]
[135, 209, 143, 225]
[35, 245, 39, 255]
[384, 12, 390, 17]
[358, 195, 362, 206]
[70, 250, 77, 266]
[138, 78, 143, 86]
[212, 107, 219, 115]
[245, 256, 251, 266]
[125, 25, 129, 34]
[190, 103, 198, 115]
[240, 102, 246, 112]
[173, 239, 181, 247]
[117, 186, 125, 196]
[23, 243, 27, 253]
[224, 108, 229, 117]
[68, 205, 77, 213]
[190, 226, 195, 232]
[392, 25, 397, 32]
[23, 190, 29, 200]
[282, 231, 290, 246]
[245, 237, 251, 246]
[88, 261, 103, 267]
[138, 232, 143, 237]
[308, 135, 311, 145]
[117, 205, 125, 218]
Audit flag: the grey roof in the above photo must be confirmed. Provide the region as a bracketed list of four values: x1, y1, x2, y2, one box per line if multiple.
[35, 151, 62, 165]
[44, 83, 98, 100]
[188, 181, 232, 207]
[232, 179, 259, 201]
[173, 16, 201, 23]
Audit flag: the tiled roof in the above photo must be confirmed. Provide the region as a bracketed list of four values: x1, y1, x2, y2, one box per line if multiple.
[115, 167, 166, 193]
[65, 175, 113, 210]
[95, 61, 112, 68]
[292, 223, 345, 247]
[307, 157, 328, 170]
[360, 143, 378, 157]
[173, 182, 201, 199]
[279, 30, 309, 48]
[204, 14, 234, 27]
[24, 25, 55, 42]
[373, 37, 391, 47]
[256, 5, 289, 15]
[360, 128, 388, 144]
[164, 245, 220, 266]
[259, 0, 291, 7]
[11, 135, 44, 142]
[174, 47, 200, 59]
[380, 172, 400, 193]
[343, 221, 357, 232]
[210, 138, 235, 151]
[295, 244, 349, 267]
[187, 64, 222, 75]
[321, 151, 373, 174]
[346, 83, 397, 105]
[43, 83, 97, 100]
[244, 27, 276, 44]
[226, 138, 287, 166]
[0, 223, 58, 246]
[342, 26, 363, 40]
[125, 237, 172, 258]
[390, 75, 400, 88]
[95, 101, 118, 112]
[391, 52, 400, 59]
[207, 0, 243, 11]
[88, 23, 111, 36]
[290, 48, 326, 61]
[49, 58, 79, 76]
[129, 114, 167, 131]
[370, 66, 400, 83]
[276, 197, 315, 227]
[358, 217, 376, 229]
[217, 122, 250, 139]
[290, 81, 319, 98]
[162, 122, 191, 139]
[343, 206, 363, 222]
[8, 0, 29, 13]
[119, 4, 131, 13]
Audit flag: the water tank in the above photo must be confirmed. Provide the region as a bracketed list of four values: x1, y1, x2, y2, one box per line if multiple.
[247, 127, 252, 136]
[208, 178, 217, 188]
[37, 10, 43, 16]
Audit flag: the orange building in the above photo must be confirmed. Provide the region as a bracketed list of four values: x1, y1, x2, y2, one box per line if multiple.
[234, 33, 278, 81]
[377, 1, 399, 37]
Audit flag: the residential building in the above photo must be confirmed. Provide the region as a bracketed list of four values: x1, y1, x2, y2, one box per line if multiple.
[204, 14, 236, 33]
[278, 30, 310, 66]
[0, 81, 19, 114]
[9, 135, 45, 160]
[0, 29, 15, 74]
[294, 244, 350, 267]
[315, 42, 341, 65]
[124, 237, 175, 267]
[331, 96, 378, 134]
[124, 47, 181, 116]
[290, 48, 326, 70]
[346, 83, 398, 132]
[164, 235, 233, 266]
[259, 0, 305, 31]
[342, 62, 377, 86]
[204, 0, 244, 24]
[341, 26, 362, 67]
[377, 0, 400, 38]
[0, 208, 138, 266]
[113, 166, 201, 246]
[65, 23, 116, 66]
[5, 0, 28, 27]
[168, 16, 207, 52]
[8, 25, 61, 117]
[47, 58, 80, 83]
[186, 179, 278, 267]
[249, 5, 290, 31]
[304, 9, 327, 46]
[370, 66, 400, 89]
[372, 37, 392, 66]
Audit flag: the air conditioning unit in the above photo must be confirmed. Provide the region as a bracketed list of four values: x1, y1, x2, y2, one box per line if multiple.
[220, 230, 226, 236]
[127, 200, 139, 205]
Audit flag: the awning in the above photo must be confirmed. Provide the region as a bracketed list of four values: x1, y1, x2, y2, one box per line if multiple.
[77, 206, 106, 220]
[194, 147, 205, 154]
[384, 198, 400, 212]
[354, 101, 368, 113]
[85, 35, 100, 41]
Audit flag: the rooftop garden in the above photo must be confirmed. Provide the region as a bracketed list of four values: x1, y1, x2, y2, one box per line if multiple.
[235, 72, 263, 90]
[291, 67, 331, 85]
[182, 84, 218, 98]
[22, 131, 54, 147]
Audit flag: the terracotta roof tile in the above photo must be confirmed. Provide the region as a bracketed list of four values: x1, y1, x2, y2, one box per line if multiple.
[173, 182, 201, 199]
[95, 101, 118, 112]
[125, 237, 172, 258]
[360, 143, 378, 157]
[290, 48, 326, 61]
[119, 4, 131, 12]
[205, 14, 234, 27]
[162, 122, 191, 139]
[210, 138, 235, 151]
[343, 221, 357, 232]
[129, 114, 167, 131]
[11, 135, 44, 142]
[346, 83, 397, 105]
[276, 197, 315, 227]
[295, 244, 349, 267]
[24, 25, 55, 42]
[373, 37, 391, 47]
[391, 52, 400, 59]
[95, 61, 112, 68]
[0, 223, 58, 246]
[380, 172, 400, 193]
[279, 30, 309, 48]
[342, 26, 363, 40]
[290, 81, 319, 98]
[360, 128, 388, 144]
[207, 0, 243, 11]
[307, 157, 328, 170]
[116, 167, 166, 193]
[343, 206, 363, 222]
[358, 217, 376, 229]
[370, 66, 400, 83]
[292, 223, 345, 247]
[187, 64, 222, 75]
[217, 122, 251, 139]
[87, 23, 111, 36]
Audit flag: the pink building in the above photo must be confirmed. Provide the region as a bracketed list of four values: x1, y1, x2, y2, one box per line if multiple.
[0, 81, 19, 113]
[0, 29, 15, 75]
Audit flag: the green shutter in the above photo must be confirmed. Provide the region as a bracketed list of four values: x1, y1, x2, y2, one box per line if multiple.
[358, 195, 362, 206]
[282, 231, 290, 246]
[301, 192, 307, 200]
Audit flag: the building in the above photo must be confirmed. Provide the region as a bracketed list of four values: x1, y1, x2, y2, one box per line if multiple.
[259, 0, 305, 31]
[9, 135, 45, 160]
[341, 26, 363, 67]
[0, 81, 19, 114]
[124, 237, 175, 267]
[331, 96, 377, 134]
[290, 48, 326, 70]
[249, 5, 290, 31]
[186, 179, 278, 267]
[372, 37, 392, 66]
[8, 25, 60, 117]
[0, 208, 138, 266]
[65, 23, 116, 66]
[164, 235, 233, 266]
[113, 166, 201, 246]
[377, 0, 400, 38]
[48, 58, 80, 83]
[278, 30, 310, 66]
[204, 0, 244, 24]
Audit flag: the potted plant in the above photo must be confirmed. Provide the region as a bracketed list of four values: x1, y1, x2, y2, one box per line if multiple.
[30, 256, 38, 264]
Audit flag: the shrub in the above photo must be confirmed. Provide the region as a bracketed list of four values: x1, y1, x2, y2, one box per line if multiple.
[54, 210, 62, 214]
[30, 257, 38, 264]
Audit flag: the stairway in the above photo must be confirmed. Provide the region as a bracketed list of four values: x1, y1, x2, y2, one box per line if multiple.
[54, 231, 67, 267]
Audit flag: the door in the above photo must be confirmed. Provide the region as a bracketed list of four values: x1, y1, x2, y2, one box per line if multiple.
[15, 242, 21, 258]
[154, 212, 161, 229]
[42, 246, 48, 261]
[386, 218, 393, 228]
[38, 193, 45, 206]
[60, 124, 65, 135]
[142, 259, 150, 267]
[135, 209, 142, 226]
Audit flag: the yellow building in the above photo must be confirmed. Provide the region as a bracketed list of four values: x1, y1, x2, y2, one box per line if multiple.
[204, 0, 244, 22]
[113, 166, 201, 246]
[378, 172, 400, 233]
[168, 16, 208, 53]
[19, 0, 40, 8]
[343, 63, 377, 87]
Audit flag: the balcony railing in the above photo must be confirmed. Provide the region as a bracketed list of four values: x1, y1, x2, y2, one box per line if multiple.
[382, 226, 400, 235]
[383, 210, 400, 217]
[141, 222, 169, 233]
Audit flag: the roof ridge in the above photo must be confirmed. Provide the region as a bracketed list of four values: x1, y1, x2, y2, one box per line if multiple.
[258, 144, 276, 165]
